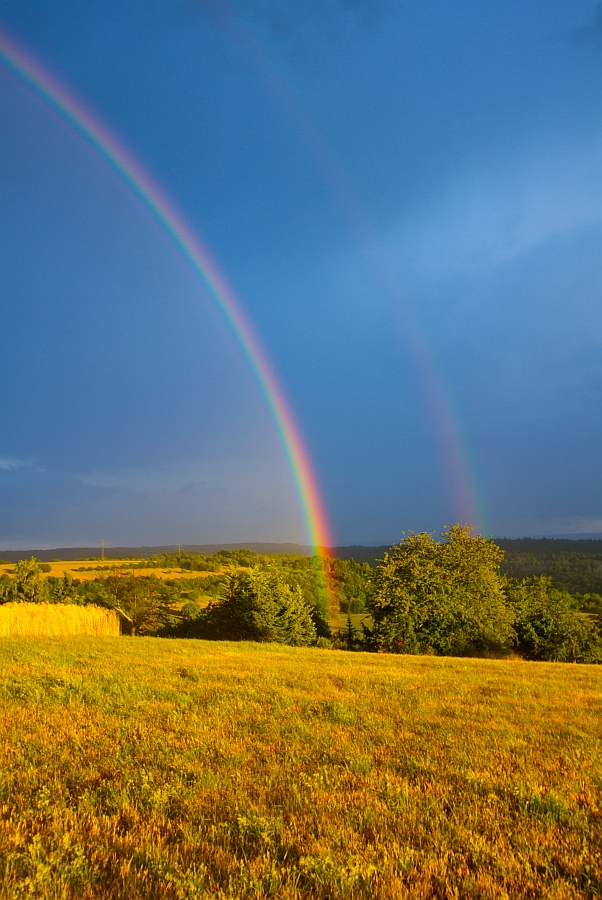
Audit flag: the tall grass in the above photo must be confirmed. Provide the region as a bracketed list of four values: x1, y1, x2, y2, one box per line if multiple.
[0, 638, 600, 898]
[0, 603, 120, 637]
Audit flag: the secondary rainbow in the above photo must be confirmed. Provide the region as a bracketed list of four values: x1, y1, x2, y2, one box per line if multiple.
[219, 8, 483, 531]
[0, 28, 334, 561]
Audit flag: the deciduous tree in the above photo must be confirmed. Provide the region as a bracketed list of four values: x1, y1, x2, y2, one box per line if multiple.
[368, 524, 514, 655]
[9, 558, 49, 604]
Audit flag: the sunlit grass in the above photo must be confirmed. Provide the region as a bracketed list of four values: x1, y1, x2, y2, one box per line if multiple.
[0, 604, 120, 637]
[0, 559, 224, 582]
[0, 638, 600, 898]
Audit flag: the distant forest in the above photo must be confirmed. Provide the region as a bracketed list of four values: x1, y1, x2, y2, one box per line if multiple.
[496, 539, 602, 595]
[3, 537, 602, 594]
[344, 540, 602, 595]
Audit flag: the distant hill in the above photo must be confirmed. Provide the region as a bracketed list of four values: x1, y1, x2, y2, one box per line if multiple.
[0, 542, 392, 565]
[339, 538, 602, 568]
[331, 545, 391, 565]
[0, 543, 312, 563]
[495, 538, 602, 594]
[496, 537, 602, 553]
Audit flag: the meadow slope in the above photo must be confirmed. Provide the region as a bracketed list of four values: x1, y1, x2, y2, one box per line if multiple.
[0, 638, 600, 899]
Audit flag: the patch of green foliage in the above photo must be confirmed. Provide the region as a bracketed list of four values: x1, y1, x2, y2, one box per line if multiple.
[505, 576, 602, 662]
[368, 525, 515, 656]
[0, 559, 68, 605]
[499, 538, 602, 594]
[171, 568, 319, 645]
[137, 551, 221, 572]
[164, 574, 226, 597]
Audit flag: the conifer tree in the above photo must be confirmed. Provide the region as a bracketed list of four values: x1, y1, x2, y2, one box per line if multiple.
[207, 568, 317, 645]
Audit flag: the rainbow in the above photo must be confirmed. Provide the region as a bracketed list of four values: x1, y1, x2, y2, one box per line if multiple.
[217, 8, 483, 532]
[0, 28, 335, 580]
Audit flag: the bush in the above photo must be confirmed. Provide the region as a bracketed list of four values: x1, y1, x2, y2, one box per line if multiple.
[506, 576, 602, 663]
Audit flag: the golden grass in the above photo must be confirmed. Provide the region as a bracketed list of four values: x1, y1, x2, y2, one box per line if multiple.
[0, 638, 600, 898]
[0, 603, 120, 637]
[0, 559, 222, 582]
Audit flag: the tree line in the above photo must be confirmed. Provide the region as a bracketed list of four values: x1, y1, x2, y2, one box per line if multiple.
[1, 526, 600, 662]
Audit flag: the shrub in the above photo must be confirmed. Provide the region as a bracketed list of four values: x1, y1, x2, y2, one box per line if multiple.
[506, 576, 602, 663]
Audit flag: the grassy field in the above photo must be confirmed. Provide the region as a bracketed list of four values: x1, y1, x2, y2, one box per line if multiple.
[0, 559, 223, 582]
[0, 638, 600, 899]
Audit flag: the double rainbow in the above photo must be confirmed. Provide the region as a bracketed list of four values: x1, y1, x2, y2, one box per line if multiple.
[0, 28, 334, 567]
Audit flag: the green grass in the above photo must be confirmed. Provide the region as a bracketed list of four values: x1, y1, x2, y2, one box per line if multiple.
[0, 637, 600, 899]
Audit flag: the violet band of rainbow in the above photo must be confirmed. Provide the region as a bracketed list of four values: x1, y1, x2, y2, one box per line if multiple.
[0, 26, 334, 563]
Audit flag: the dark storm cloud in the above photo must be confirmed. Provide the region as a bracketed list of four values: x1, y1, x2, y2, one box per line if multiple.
[572, 3, 602, 51]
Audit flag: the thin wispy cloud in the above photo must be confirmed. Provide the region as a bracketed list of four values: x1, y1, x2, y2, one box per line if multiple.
[76, 468, 228, 499]
[74, 455, 292, 504]
[179, 0, 388, 56]
[0, 457, 31, 471]
[393, 138, 602, 282]
[187, 0, 388, 27]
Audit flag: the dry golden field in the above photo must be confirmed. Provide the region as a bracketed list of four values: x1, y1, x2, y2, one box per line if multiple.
[0, 637, 600, 899]
[0, 559, 221, 582]
[0, 603, 120, 637]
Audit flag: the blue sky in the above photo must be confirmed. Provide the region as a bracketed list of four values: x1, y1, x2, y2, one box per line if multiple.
[1, 1, 602, 548]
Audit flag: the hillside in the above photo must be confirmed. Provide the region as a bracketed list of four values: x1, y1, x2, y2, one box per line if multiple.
[0, 637, 599, 899]
[0, 543, 314, 563]
[497, 538, 602, 594]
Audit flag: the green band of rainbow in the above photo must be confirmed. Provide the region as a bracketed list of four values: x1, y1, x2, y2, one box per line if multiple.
[0, 27, 334, 562]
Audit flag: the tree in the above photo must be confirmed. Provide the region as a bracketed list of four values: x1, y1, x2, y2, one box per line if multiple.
[328, 558, 372, 614]
[0, 575, 11, 604]
[6, 558, 49, 604]
[182, 568, 317, 645]
[505, 576, 602, 663]
[47, 573, 80, 604]
[368, 524, 515, 656]
[341, 613, 360, 651]
[100, 572, 179, 635]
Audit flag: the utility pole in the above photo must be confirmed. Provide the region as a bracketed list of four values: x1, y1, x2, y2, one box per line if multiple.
[101, 538, 105, 560]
